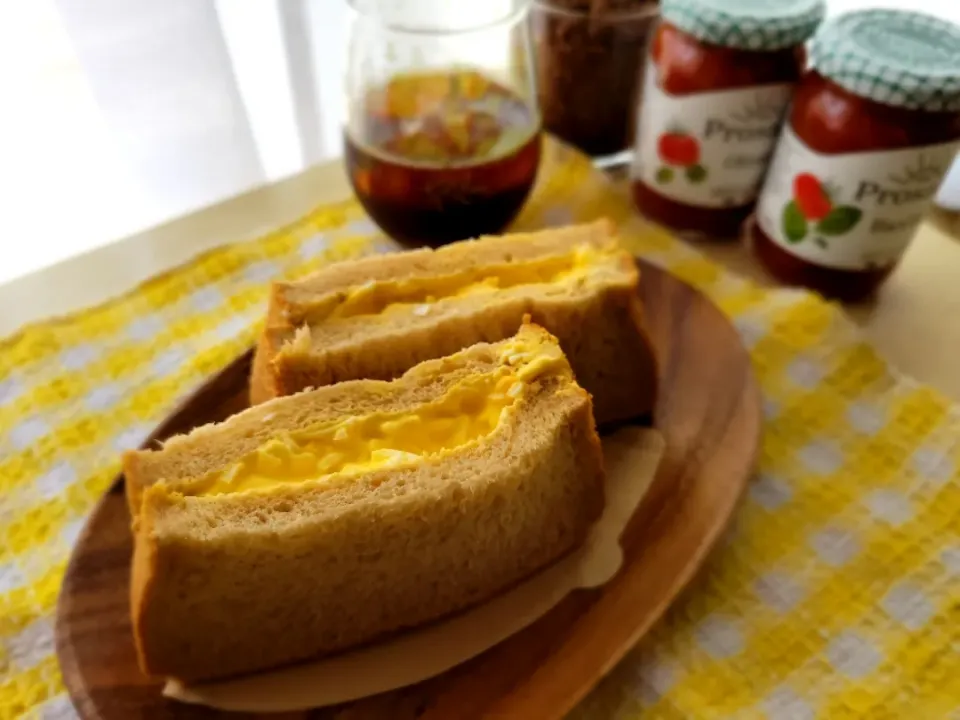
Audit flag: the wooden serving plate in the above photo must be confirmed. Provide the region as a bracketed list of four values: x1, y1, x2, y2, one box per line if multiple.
[56, 261, 761, 719]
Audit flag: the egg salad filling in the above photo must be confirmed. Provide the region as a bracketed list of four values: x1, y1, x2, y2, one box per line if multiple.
[191, 336, 570, 496]
[303, 242, 618, 323]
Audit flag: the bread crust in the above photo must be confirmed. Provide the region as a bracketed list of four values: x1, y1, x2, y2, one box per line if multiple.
[249, 325, 283, 406]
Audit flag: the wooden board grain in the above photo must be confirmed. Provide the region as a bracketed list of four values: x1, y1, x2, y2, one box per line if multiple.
[55, 260, 762, 719]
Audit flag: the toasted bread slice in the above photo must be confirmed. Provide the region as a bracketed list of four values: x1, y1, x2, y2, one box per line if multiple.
[250, 219, 657, 424]
[124, 325, 605, 683]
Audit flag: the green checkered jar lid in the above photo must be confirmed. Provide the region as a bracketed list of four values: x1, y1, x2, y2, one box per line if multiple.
[811, 10, 960, 112]
[661, 0, 824, 51]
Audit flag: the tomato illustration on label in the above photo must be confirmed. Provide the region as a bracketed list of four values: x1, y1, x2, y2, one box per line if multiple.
[782, 172, 862, 245]
[658, 132, 699, 166]
[655, 128, 707, 185]
[792, 173, 831, 221]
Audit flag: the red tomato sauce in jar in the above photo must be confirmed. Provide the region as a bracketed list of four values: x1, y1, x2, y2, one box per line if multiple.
[751, 10, 960, 301]
[631, 0, 823, 239]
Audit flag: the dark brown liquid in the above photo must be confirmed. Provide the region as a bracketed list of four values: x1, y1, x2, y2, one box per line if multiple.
[532, 3, 656, 157]
[345, 71, 541, 246]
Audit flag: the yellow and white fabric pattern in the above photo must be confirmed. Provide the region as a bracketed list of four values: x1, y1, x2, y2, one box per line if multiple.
[2, 138, 959, 719]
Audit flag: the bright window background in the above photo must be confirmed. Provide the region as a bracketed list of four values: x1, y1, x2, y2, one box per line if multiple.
[0, 0, 957, 286]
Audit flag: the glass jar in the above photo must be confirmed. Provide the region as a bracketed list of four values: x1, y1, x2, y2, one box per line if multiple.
[530, 0, 658, 161]
[631, 0, 823, 239]
[343, 1, 541, 246]
[751, 10, 960, 301]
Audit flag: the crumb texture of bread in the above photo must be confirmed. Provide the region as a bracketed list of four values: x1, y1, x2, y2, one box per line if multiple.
[128, 327, 606, 683]
[250, 219, 657, 422]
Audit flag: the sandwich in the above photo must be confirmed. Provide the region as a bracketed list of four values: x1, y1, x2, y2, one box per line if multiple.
[251, 219, 657, 425]
[124, 324, 605, 682]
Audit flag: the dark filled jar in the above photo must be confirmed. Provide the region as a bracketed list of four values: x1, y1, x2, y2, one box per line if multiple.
[530, 0, 658, 160]
[631, 0, 823, 239]
[751, 9, 960, 301]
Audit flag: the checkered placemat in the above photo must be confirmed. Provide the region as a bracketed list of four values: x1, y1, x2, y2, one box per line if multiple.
[2, 138, 959, 719]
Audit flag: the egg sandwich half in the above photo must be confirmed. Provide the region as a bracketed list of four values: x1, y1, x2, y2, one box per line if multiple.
[251, 219, 656, 425]
[124, 324, 605, 682]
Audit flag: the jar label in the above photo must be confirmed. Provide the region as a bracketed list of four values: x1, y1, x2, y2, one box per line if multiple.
[633, 62, 793, 209]
[756, 127, 960, 270]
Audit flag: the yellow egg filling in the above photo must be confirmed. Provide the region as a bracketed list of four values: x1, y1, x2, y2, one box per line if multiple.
[305, 243, 617, 323]
[192, 336, 569, 497]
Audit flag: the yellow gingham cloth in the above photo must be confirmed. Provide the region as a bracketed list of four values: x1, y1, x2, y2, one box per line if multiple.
[2, 138, 959, 719]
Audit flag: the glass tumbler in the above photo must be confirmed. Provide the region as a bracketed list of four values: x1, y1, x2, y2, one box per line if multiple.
[344, 0, 542, 246]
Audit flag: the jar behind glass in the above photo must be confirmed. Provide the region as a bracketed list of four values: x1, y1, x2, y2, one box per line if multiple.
[630, 0, 823, 239]
[530, 0, 658, 160]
